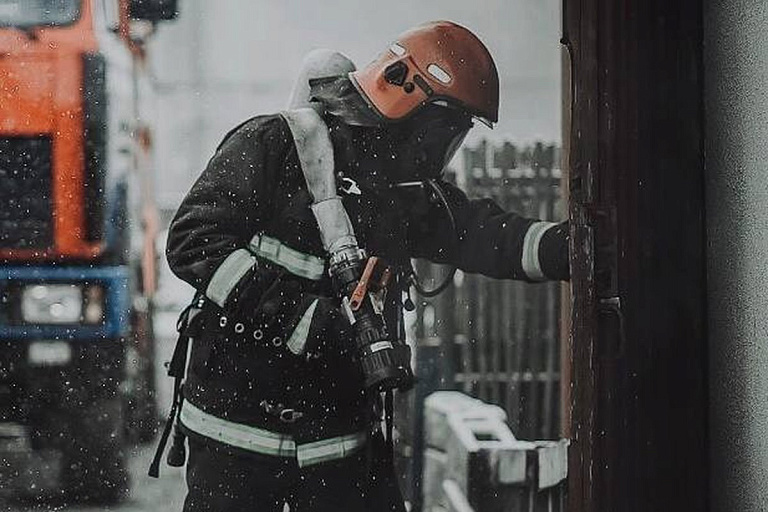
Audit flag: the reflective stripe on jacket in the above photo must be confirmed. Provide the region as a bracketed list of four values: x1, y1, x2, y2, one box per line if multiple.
[180, 399, 367, 467]
[165, 114, 569, 451]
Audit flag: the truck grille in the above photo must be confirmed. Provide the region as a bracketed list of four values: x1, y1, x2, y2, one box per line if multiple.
[0, 136, 54, 250]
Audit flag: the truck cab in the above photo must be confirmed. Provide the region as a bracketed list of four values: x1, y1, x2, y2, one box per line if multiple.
[0, 0, 177, 501]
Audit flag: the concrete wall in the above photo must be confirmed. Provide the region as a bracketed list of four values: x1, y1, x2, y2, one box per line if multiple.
[704, 2, 768, 510]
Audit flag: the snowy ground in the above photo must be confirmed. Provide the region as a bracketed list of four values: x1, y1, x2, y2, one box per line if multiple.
[0, 443, 187, 512]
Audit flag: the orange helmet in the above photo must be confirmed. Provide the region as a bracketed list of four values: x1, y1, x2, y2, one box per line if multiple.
[350, 21, 499, 126]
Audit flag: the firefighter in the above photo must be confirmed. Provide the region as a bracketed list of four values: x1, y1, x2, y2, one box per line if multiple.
[165, 21, 569, 512]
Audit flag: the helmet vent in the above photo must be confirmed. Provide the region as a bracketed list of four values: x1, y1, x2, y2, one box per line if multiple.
[427, 64, 452, 84]
[390, 43, 407, 56]
[384, 61, 409, 86]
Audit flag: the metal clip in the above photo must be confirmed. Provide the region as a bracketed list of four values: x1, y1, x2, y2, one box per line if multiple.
[340, 177, 362, 195]
[279, 409, 305, 423]
[260, 400, 304, 423]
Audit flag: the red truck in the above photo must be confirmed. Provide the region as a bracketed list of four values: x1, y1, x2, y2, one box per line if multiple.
[0, 0, 177, 501]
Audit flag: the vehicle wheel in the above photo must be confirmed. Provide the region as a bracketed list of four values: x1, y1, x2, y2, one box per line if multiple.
[62, 396, 130, 503]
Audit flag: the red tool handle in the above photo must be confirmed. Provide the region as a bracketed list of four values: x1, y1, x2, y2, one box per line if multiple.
[350, 257, 379, 311]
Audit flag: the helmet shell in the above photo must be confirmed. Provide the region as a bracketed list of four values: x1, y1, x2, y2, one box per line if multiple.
[350, 21, 499, 125]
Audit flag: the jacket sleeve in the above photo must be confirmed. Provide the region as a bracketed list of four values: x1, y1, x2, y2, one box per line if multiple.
[408, 179, 570, 281]
[166, 116, 290, 310]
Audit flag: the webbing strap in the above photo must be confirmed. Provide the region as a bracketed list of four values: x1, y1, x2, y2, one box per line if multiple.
[180, 400, 367, 466]
[148, 377, 182, 478]
[385, 390, 394, 451]
[148, 301, 199, 478]
[249, 234, 325, 281]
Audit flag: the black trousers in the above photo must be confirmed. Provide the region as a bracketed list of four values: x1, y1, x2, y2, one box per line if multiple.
[183, 437, 402, 512]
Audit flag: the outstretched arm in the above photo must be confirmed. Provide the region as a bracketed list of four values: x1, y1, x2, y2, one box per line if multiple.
[408, 180, 569, 281]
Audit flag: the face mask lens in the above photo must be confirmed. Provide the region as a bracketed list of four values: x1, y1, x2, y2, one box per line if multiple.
[417, 109, 471, 174]
[387, 105, 472, 180]
[442, 128, 469, 168]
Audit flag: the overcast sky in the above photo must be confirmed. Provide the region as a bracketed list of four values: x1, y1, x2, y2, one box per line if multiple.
[150, 0, 562, 208]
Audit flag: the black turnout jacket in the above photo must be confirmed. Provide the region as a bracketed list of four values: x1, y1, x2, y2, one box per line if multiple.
[166, 113, 569, 455]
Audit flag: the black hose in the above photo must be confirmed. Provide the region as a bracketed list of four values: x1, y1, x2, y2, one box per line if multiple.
[408, 179, 458, 298]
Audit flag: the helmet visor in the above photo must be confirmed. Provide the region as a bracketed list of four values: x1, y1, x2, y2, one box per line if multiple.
[389, 104, 473, 181]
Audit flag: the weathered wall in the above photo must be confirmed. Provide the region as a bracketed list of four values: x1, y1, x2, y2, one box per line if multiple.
[565, 0, 709, 509]
[704, 2, 768, 510]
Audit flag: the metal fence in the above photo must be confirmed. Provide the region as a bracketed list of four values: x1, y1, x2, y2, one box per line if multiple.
[413, 139, 565, 441]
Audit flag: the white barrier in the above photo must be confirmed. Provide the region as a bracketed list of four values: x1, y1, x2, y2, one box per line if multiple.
[423, 392, 568, 512]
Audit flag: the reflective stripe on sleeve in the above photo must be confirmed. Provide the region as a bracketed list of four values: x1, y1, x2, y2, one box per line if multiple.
[206, 249, 257, 307]
[180, 400, 295, 457]
[249, 234, 326, 281]
[296, 432, 368, 468]
[180, 399, 367, 465]
[285, 299, 319, 355]
[521, 221, 558, 281]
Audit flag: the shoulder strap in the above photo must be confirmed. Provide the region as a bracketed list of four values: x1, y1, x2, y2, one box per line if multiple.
[148, 293, 205, 477]
[280, 107, 359, 255]
[280, 107, 336, 201]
